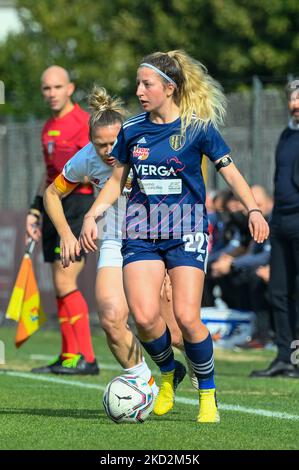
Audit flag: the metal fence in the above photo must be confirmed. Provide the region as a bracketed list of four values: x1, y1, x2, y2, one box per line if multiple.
[0, 120, 44, 210]
[0, 79, 289, 210]
[207, 79, 288, 193]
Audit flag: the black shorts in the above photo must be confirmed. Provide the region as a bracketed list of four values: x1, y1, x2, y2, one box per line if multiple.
[42, 193, 94, 263]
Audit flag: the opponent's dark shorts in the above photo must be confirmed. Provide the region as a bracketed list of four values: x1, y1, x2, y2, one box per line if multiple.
[42, 193, 94, 263]
[121, 233, 209, 272]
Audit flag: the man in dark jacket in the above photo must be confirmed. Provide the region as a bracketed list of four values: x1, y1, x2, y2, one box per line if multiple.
[251, 79, 299, 378]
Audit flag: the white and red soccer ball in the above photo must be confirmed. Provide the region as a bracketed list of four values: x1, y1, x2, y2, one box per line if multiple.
[103, 375, 154, 424]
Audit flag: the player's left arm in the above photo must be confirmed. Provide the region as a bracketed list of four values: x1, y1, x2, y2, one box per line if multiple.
[43, 174, 80, 267]
[215, 156, 269, 243]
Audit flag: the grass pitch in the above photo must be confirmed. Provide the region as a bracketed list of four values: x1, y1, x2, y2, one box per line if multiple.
[0, 326, 298, 450]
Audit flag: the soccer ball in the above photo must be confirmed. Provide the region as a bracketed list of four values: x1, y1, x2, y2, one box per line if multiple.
[103, 374, 154, 423]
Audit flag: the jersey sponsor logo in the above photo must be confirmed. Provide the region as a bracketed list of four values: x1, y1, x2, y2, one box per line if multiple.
[166, 156, 186, 173]
[137, 178, 182, 195]
[169, 134, 185, 151]
[134, 155, 185, 177]
[91, 178, 100, 185]
[137, 137, 147, 144]
[91, 176, 109, 188]
[133, 145, 150, 160]
[134, 164, 177, 177]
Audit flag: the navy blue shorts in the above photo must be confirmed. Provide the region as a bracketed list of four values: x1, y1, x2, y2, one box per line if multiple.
[121, 233, 209, 272]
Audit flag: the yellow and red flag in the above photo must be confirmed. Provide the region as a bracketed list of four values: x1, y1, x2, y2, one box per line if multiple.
[6, 241, 46, 347]
[6, 255, 31, 322]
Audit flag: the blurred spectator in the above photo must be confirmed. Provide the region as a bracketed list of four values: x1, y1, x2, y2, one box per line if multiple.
[204, 186, 274, 348]
[209, 190, 251, 264]
[207, 190, 228, 259]
[203, 190, 252, 306]
[251, 80, 299, 378]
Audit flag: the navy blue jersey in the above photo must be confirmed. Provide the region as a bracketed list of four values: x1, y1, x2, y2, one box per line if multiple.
[111, 112, 230, 239]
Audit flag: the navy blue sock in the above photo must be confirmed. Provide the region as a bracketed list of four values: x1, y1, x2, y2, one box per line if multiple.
[184, 333, 215, 389]
[140, 327, 175, 372]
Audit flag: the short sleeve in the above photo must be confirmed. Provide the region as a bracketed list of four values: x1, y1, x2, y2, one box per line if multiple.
[62, 148, 87, 183]
[110, 127, 130, 164]
[200, 124, 231, 163]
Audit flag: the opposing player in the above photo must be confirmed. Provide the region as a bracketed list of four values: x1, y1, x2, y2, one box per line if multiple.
[43, 86, 158, 392]
[27, 66, 98, 375]
[79, 50, 269, 423]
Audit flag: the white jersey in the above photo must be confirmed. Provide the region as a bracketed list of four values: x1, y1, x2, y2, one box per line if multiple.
[62, 142, 125, 253]
[63, 142, 112, 192]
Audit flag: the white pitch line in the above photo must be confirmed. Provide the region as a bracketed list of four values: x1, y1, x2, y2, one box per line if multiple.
[1, 370, 299, 422]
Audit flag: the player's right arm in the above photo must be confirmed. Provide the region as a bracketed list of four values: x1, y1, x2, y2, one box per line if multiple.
[44, 174, 79, 267]
[80, 162, 130, 253]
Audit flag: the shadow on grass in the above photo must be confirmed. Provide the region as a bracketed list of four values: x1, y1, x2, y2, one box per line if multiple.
[0, 407, 193, 424]
[0, 407, 106, 420]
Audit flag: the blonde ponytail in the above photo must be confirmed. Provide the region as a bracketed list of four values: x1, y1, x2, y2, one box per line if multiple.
[168, 50, 226, 134]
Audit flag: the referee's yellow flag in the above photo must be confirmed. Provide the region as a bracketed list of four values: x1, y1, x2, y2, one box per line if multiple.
[6, 241, 46, 347]
[6, 256, 31, 322]
[15, 257, 46, 348]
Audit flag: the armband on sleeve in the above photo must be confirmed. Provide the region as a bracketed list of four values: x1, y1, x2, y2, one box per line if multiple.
[215, 156, 233, 172]
[54, 174, 79, 194]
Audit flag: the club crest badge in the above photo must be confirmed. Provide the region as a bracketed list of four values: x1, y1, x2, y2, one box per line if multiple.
[169, 134, 185, 151]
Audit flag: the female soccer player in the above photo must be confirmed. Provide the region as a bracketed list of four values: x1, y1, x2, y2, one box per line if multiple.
[43, 86, 158, 394]
[79, 51, 269, 423]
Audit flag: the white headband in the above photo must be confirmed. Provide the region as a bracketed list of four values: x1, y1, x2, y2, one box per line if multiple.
[140, 63, 177, 88]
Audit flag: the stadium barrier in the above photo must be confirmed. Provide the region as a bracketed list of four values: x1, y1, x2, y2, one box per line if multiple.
[202, 307, 255, 348]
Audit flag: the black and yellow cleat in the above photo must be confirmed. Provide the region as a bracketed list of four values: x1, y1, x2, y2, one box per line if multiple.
[154, 360, 186, 416]
[197, 389, 220, 423]
[51, 353, 100, 375]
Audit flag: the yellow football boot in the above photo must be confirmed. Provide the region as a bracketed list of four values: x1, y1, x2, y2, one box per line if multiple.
[154, 360, 186, 416]
[197, 388, 220, 423]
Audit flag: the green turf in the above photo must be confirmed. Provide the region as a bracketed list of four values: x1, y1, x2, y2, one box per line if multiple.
[0, 326, 298, 450]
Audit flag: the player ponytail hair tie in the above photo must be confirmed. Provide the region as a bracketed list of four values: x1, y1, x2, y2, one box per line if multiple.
[140, 63, 177, 88]
[88, 86, 125, 117]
